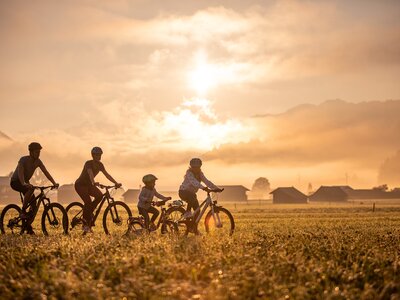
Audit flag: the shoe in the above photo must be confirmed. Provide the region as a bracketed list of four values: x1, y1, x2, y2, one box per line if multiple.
[183, 211, 193, 219]
[82, 225, 93, 235]
[149, 222, 157, 231]
[26, 224, 35, 235]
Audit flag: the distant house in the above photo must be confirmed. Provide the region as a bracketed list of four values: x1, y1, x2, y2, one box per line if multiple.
[0, 174, 20, 204]
[270, 187, 308, 204]
[58, 184, 80, 204]
[348, 188, 400, 200]
[121, 189, 141, 203]
[309, 186, 352, 202]
[217, 185, 249, 202]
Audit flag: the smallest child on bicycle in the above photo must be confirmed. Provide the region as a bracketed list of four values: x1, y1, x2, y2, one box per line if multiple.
[138, 174, 171, 230]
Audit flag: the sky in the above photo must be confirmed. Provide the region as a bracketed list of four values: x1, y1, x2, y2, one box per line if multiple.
[0, 0, 400, 191]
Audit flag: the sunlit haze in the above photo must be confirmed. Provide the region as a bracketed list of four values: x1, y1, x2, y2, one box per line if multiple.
[1, 0, 400, 191]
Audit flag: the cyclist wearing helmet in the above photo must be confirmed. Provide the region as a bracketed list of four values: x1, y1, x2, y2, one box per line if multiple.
[75, 146, 122, 234]
[179, 158, 222, 219]
[10, 142, 59, 234]
[138, 174, 171, 230]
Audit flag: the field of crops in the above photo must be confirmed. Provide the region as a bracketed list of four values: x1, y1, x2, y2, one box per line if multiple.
[0, 202, 399, 299]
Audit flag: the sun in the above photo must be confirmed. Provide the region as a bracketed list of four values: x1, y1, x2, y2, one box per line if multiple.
[188, 51, 218, 95]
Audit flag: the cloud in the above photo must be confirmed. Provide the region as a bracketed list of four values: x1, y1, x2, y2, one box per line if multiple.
[378, 151, 400, 187]
[204, 100, 400, 170]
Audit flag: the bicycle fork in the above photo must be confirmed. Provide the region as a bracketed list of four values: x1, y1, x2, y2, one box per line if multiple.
[211, 206, 223, 228]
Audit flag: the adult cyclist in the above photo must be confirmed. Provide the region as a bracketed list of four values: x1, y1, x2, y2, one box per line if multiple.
[74, 147, 122, 234]
[9, 142, 59, 234]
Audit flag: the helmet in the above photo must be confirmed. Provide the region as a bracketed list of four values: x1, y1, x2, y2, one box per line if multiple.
[28, 142, 42, 151]
[142, 174, 158, 184]
[190, 158, 202, 167]
[91, 147, 103, 155]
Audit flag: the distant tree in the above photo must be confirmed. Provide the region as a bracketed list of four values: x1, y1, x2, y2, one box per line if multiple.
[307, 183, 313, 195]
[250, 177, 271, 199]
[373, 184, 388, 192]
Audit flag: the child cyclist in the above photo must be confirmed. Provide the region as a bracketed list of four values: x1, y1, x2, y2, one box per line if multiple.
[179, 158, 222, 220]
[138, 174, 171, 230]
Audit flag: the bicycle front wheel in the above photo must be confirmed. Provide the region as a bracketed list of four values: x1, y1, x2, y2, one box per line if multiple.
[0, 204, 22, 235]
[205, 207, 235, 236]
[41, 203, 68, 236]
[166, 206, 186, 234]
[65, 202, 84, 233]
[103, 201, 132, 236]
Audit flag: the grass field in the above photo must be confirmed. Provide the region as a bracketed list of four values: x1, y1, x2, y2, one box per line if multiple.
[0, 202, 399, 299]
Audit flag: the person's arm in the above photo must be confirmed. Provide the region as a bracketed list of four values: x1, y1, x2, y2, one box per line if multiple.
[200, 172, 219, 190]
[186, 171, 206, 190]
[39, 163, 58, 187]
[154, 189, 171, 201]
[102, 168, 121, 187]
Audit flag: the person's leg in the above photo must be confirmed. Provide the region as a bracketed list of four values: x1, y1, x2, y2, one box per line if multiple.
[138, 207, 150, 229]
[179, 190, 194, 212]
[148, 206, 160, 224]
[74, 184, 93, 227]
[88, 185, 103, 226]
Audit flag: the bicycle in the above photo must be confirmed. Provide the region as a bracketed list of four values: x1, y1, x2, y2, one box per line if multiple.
[127, 200, 181, 235]
[178, 189, 235, 236]
[0, 186, 68, 236]
[65, 184, 132, 236]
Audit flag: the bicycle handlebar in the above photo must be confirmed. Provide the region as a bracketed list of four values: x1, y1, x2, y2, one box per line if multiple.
[205, 188, 224, 194]
[98, 184, 121, 190]
[33, 185, 57, 191]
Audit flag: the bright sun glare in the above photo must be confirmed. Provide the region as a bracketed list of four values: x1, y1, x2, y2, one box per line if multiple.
[188, 51, 218, 96]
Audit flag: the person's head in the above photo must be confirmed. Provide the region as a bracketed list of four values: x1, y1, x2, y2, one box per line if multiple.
[91, 146, 103, 161]
[28, 142, 42, 159]
[189, 158, 202, 174]
[142, 174, 157, 188]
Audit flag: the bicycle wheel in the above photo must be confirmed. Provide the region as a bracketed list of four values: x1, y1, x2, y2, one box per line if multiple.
[41, 203, 68, 236]
[166, 206, 186, 234]
[204, 207, 235, 236]
[161, 220, 179, 235]
[65, 202, 84, 233]
[127, 219, 146, 236]
[0, 204, 22, 235]
[103, 201, 132, 236]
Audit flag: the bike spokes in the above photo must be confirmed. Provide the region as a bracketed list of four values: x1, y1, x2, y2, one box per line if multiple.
[103, 201, 132, 236]
[205, 207, 235, 236]
[0, 204, 22, 235]
[41, 203, 68, 236]
[66, 202, 84, 233]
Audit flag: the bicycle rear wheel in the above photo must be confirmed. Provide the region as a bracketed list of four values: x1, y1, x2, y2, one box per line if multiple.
[41, 203, 68, 236]
[204, 207, 235, 236]
[65, 202, 84, 233]
[0, 204, 22, 235]
[103, 201, 132, 236]
[161, 220, 180, 235]
[127, 219, 146, 236]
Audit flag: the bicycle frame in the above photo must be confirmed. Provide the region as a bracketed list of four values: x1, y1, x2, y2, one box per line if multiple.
[21, 187, 53, 222]
[192, 192, 214, 224]
[91, 187, 116, 223]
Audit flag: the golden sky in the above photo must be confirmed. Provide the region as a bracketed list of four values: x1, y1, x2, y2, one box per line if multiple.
[1, 0, 400, 190]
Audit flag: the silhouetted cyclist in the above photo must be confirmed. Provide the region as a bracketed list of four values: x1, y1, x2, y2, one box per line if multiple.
[74, 147, 122, 235]
[179, 158, 222, 221]
[9, 142, 59, 234]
